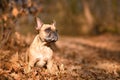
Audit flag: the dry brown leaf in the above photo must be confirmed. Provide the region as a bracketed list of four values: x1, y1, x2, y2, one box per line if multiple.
[2, 14, 8, 21]
[12, 7, 19, 17]
[10, 52, 18, 63]
[28, 0, 32, 7]
[10, 72, 20, 80]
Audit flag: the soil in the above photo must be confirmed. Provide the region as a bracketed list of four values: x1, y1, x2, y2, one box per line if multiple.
[0, 33, 120, 80]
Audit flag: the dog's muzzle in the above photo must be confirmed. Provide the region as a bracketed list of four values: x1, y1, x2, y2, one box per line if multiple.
[45, 31, 58, 42]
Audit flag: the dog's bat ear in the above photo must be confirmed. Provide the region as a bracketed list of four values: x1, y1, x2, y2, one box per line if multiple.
[36, 17, 43, 30]
[52, 20, 56, 26]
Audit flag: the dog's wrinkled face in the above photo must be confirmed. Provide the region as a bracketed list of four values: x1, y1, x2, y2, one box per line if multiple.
[36, 17, 58, 43]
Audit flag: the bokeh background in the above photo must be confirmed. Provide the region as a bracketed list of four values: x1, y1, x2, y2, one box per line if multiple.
[0, 0, 120, 37]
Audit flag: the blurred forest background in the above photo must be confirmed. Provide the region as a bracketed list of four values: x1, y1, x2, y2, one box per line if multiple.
[0, 0, 120, 38]
[0, 0, 120, 79]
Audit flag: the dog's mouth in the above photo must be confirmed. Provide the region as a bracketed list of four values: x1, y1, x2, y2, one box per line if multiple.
[45, 36, 58, 43]
[45, 31, 58, 43]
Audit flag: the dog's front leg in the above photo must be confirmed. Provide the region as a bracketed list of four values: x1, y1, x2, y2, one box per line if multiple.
[47, 59, 53, 73]
[47, 59, 59, 74]
[25, 59, 36, 73]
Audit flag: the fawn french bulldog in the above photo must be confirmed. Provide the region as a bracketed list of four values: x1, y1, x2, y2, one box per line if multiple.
[25, 17, 58, 73]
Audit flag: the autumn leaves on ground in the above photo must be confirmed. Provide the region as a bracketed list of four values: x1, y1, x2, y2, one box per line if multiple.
[0, 33, 120, 80]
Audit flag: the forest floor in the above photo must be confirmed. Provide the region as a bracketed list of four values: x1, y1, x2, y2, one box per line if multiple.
[0, 33, 120, 80]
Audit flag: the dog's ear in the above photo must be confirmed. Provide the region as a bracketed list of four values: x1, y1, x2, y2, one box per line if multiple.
[36, 17, 43, 30]
[52, 20, 56, 26]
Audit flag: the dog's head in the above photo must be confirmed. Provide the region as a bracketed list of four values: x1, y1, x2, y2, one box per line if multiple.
[36, 17, 58, 43]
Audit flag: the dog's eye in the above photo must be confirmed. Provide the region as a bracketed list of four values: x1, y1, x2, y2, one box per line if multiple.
[45, 27, 51, 33]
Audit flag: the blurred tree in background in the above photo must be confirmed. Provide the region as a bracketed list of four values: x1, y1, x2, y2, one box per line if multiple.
[39, 0, 120, 35]
[53, 0, 120, 35]
[0, 0, 42, 48]
[0, 0, 120, 47]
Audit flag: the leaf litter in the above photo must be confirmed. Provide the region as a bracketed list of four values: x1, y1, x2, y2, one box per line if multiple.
[0, 33, 120, 80]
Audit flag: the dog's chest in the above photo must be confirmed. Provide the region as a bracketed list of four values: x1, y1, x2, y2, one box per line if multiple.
[29, 36, 53, 60]
[36, 46, 53, 58]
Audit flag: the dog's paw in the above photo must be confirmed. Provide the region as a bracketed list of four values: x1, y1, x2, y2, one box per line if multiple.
[47, 61, 60, 74]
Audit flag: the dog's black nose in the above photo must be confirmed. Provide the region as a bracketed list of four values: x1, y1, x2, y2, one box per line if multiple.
[54, 35, 58, 41]
[51, 32, 58, 42]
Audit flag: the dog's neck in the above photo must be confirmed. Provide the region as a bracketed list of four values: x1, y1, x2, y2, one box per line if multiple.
[37, 35, 54, 48]
[45, 42, 54, 47]
[38, 34, 44, 42]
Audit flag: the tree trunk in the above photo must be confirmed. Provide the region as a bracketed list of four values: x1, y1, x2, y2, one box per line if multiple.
[82, 0, 94, 34]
